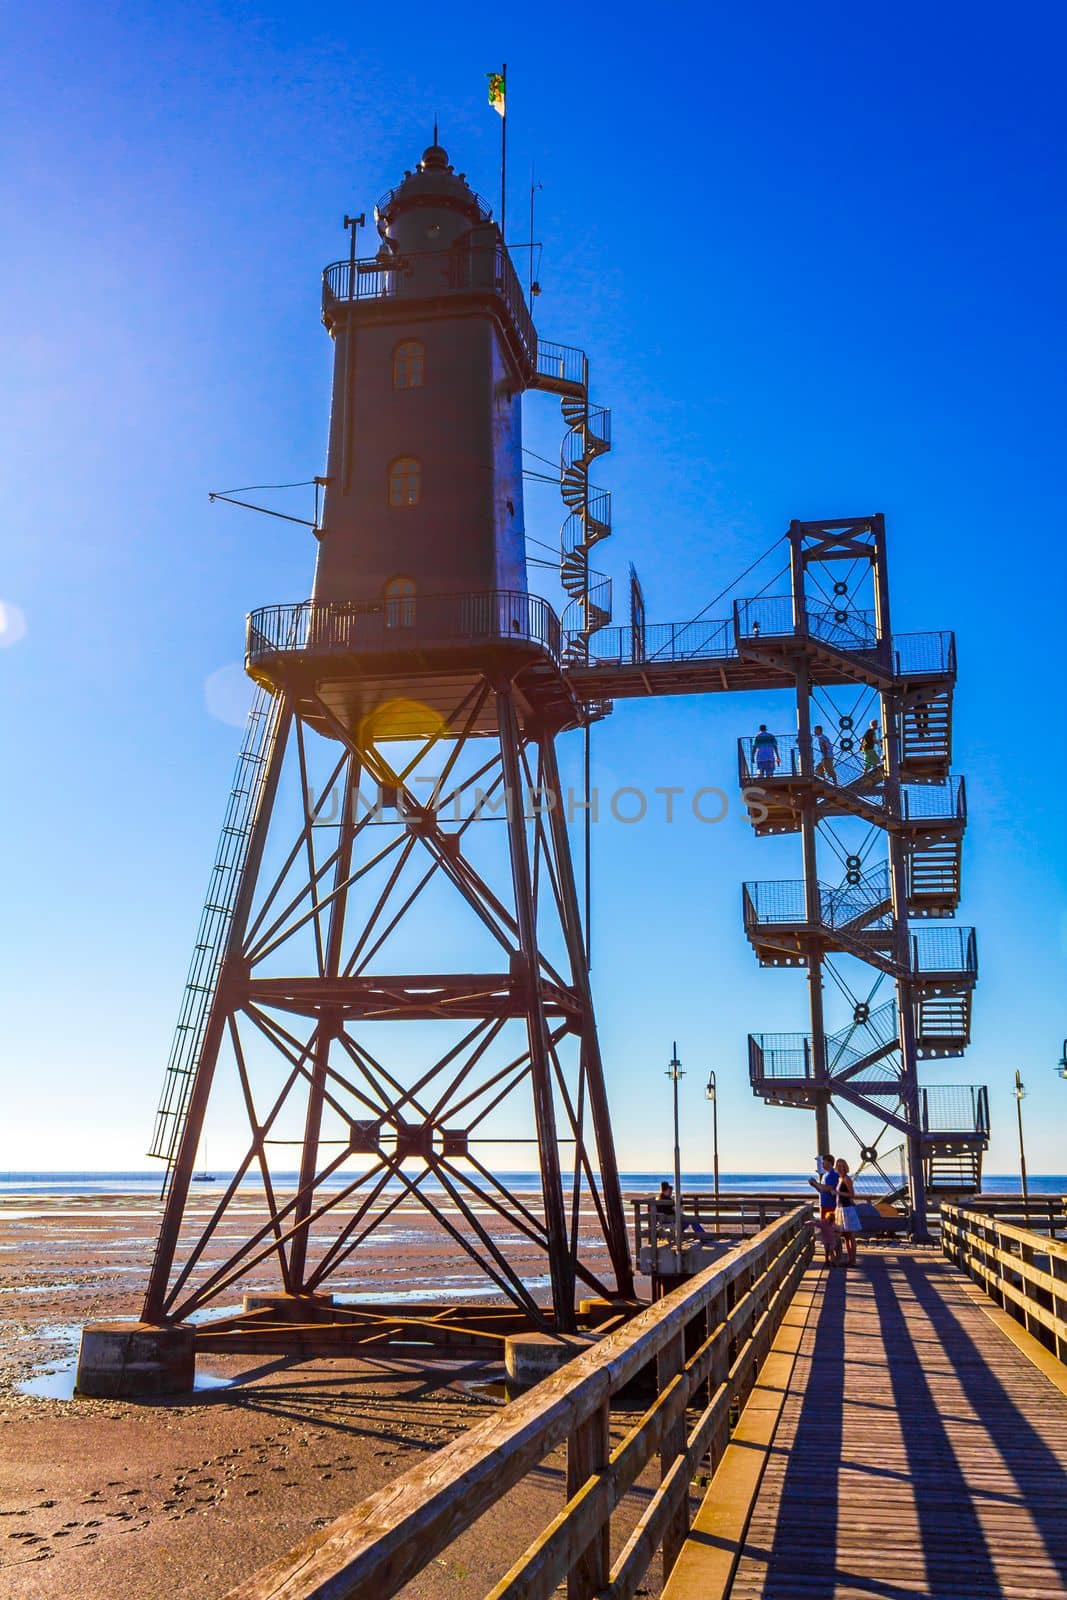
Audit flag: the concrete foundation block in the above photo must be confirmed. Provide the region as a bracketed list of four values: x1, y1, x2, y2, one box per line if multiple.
[76, 1321, 195, 1398]
[578, 1297, 626, 1327]
[241, 1292, 335, 1317]
[504, 1331, 595, 1389]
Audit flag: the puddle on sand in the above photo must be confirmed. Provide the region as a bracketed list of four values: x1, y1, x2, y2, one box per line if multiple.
[462, 1377, 512, 1403]
[1, 1281, 81, 1295]
[18, 1358, 240, 1402]
[15, 1318, 241, 1401]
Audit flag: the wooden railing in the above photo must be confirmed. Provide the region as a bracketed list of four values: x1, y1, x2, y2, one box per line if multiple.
[947, 1193, 1066, 1237]
[942, 1202, 1067, 1363]
[224, 1206, 812, 1600]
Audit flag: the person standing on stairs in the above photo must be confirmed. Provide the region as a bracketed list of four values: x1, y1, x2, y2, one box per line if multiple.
[860, 718, 882, 774]
[814, 724, 837, 783]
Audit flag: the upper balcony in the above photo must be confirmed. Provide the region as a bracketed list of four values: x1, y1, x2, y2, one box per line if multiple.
[732, 596, 956, 689]
[243, 592, 584, 738]
[321, 244, 537, 380]
[248, 593, 560, 671]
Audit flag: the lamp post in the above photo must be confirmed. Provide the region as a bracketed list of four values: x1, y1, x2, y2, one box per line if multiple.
[667, 1043, 684, 1255]
[1013, 1070, 1029, 1209]
[1057, 1040, 1067, 1081]
[705, 1070, 720, 1234]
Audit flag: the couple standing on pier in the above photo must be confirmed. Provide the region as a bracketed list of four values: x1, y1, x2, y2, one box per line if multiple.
[809, 1155, 860, 1267]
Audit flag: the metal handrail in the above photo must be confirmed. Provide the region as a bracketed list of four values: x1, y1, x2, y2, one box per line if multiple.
[894, 631, 957, 678]
[749, 999, 900, 1086]
[374, 183, 494, 221]
[246, 592, 562, 666]
[535, 339, 588, 388]
[742, 873, 892, 932]
[322, 245, 537, 372]
[733, 597, 956, 679]
[585, 616, 735, 667]
[737, 736, 965, 822]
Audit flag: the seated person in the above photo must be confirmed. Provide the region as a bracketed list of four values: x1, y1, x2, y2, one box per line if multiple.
[654, 1181, 711, 1242]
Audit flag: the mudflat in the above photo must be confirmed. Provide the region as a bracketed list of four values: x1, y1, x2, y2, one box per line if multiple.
[0, 1189, 659, 1599]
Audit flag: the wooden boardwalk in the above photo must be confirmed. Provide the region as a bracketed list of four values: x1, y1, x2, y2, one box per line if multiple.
[681, 1248, 1067, 1600]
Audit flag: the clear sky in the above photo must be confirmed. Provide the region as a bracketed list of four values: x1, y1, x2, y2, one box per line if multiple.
[2, 1, 1065, 1176]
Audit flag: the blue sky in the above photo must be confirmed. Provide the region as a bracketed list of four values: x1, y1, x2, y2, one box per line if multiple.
[1, 1, 1065, 1175]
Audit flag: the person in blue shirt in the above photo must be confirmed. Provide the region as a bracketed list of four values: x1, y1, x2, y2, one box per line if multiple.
[751, 725, 780, 780]
[808, 1154, 841, 1263]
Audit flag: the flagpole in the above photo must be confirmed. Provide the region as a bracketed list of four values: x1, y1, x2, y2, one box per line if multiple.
[500, 62, 507, 245]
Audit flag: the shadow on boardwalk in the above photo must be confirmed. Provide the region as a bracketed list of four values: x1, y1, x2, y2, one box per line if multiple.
[732, 1249, 1067, 1599]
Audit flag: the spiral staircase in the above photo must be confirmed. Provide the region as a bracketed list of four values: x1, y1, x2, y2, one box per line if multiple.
[533, 341, 613, 663]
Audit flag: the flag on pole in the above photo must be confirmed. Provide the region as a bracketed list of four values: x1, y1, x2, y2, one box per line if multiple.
[487, 69, 506, 117]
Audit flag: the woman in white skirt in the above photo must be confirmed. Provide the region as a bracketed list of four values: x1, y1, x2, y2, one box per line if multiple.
[834, 1158, 861, 1267]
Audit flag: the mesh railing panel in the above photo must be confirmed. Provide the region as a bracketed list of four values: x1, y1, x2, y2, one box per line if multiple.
[912, 924, 977, 975]
[901, 777, 964, 820]
[805, 604, 877, 653]
[749, 1035, 812, 1079]
[744, 874, 892, 929]
[734, 595, 795, 638]
[922, 1084, 988, 1134]
[586, 616, 734, 666]
[893, 631, 956, 677]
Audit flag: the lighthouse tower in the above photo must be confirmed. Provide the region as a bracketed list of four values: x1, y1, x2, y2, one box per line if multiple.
[314, 143, 527, 612]
[85, 144, 632, 1392]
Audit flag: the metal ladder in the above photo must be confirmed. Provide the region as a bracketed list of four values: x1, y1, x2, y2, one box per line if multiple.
[147, 684, 284, 1181]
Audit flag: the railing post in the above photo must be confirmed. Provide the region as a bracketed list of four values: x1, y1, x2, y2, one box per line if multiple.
[658, 1326, 689, 1581]
[707, 1282, 731, 1473]
[567, 1397, 611, 1600]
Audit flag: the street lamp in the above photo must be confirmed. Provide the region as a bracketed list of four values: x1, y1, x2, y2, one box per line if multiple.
[1013, 1070, 1029, 1209]
[1057, 1040, 1067, 1081]
[705, 1070, 720, 1233]
[666, 1044, 684, 1254]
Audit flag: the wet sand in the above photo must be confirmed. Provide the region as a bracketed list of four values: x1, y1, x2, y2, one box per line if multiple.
[0, 1190, 662, 1598]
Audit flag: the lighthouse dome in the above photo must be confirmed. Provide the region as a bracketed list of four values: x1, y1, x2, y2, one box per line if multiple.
[376, 143, 494, 254]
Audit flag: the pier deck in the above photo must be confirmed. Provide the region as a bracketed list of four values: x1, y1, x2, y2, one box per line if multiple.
[668, 1247, 1067, 1600]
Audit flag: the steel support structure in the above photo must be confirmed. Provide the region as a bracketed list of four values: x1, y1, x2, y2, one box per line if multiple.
[142, 662, 634, 1347]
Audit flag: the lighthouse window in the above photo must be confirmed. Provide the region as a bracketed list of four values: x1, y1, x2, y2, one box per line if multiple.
[393, 341, 425, 389]
[388, 456, 421, 506]
[384, 576, 416, 628]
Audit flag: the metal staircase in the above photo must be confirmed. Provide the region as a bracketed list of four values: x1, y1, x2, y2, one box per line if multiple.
[733, 515, 986, 1222]
[901, 690, 953, 779]
[533, 341, 613, 664]
[147, 685, 284, 1181]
